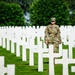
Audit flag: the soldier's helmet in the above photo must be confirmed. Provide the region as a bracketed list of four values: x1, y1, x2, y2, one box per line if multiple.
[51, 17, 56, 22]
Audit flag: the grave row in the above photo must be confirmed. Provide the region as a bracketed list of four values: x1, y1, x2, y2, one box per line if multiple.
[0, 56, 15, 75]
[0, 26, 75, 75]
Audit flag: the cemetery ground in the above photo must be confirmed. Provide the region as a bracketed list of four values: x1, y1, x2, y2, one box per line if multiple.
[0, 42, 75, 75]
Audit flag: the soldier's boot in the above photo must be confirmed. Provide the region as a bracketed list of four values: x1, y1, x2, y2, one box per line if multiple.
[53, 42, 59, 53]
[53, 47, 59, 53]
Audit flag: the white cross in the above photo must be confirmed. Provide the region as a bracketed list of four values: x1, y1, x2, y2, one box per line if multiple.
[68, 32, 74, 58]
[38, 43, 62, 75]
[48, 44, 62, 75]
[55, 50, 75, 75]
[0, 56, 15, 75]
[71, 66, 75, 72]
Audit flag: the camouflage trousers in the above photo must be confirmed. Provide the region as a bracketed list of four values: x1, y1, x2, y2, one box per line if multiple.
[47, 42, 59, 53]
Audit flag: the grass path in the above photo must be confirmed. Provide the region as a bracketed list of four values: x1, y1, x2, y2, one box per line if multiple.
[0, 44, 75, 75]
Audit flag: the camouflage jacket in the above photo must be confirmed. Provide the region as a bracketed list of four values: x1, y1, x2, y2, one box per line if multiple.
[44, 24, 62, 44]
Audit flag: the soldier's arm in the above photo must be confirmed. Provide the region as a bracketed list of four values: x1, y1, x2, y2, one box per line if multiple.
[57, 26, 62, 44]
[44, 26, 49, 43]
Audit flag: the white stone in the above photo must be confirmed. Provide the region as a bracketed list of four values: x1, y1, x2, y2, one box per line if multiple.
[0, 56, 15, 75]
[71, 66, 75, 72]
[55, 50, 75, 75]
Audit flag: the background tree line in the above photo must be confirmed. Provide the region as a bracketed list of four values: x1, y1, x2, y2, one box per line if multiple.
[0, 0, 75, 26]
[0, 1, 25, 26]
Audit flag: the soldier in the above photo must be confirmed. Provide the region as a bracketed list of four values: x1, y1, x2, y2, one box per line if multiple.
[44, 17, 62, 53]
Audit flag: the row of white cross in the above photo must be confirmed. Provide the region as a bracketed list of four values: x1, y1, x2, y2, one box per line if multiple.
[0, 56, 15, 75]
[0, 26, 75, 75]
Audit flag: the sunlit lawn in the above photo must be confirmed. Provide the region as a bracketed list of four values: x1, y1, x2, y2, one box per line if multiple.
[0, 42, 75, 75]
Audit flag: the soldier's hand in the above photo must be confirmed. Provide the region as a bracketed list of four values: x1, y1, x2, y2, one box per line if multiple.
[59, 40, 62, 44]
[45, 41, 48, 45]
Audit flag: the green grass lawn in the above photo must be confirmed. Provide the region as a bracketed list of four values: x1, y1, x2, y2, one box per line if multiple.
[0, 43, 75, 75]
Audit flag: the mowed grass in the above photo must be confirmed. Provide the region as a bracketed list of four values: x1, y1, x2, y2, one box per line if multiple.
[0, 42, 75, 75]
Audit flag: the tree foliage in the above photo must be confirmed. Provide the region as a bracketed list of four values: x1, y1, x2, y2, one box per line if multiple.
[30, 0, 70, 26]
[0, 1, 25, 26]
[65, 0, 75, 10]
[65, 0, 75, 25]
[0, 0, 33, 14]
[0, 0, 19, 3]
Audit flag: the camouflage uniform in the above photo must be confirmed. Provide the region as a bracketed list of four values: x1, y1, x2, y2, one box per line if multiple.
[44, 18, 61, 52]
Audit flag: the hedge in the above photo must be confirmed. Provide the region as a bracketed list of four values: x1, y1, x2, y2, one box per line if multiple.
[30, 0, 70, 26]
[0, 1, 25, 26]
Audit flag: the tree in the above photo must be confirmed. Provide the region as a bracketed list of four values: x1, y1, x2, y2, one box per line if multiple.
[65, 0, 75, 25]
[0, 1, 25, 26]
[30, 0, 70, 26]
[0, 0, 34, 14]
[19, 0, 33, 14]
[0, 0, 19, 3]
[65, 0, 75, 10]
